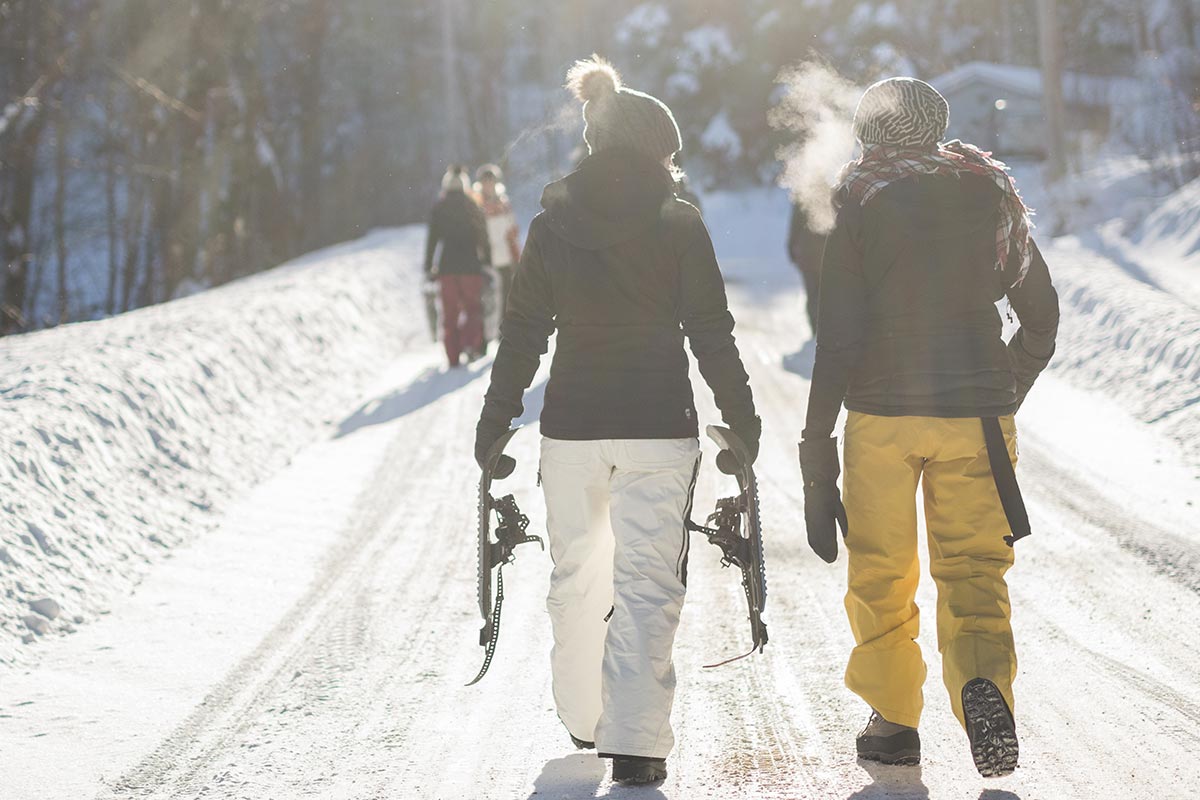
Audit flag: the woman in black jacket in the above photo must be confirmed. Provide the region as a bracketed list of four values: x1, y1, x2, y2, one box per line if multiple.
[474, 57, 758, 785]
[799, 77, 1059, 777]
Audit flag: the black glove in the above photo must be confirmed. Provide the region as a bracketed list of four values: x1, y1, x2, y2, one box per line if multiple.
[798, 437, 848, 563]
[475, 419, 515, 480]
[716, 415, 762, 475]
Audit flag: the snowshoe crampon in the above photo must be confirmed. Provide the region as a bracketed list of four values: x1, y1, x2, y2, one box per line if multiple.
[468, 428, 542, 686]
[687, 425, 768, 667]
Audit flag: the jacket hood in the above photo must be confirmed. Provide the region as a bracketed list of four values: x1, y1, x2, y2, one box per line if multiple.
[541, 148, 675, 250]
[869, 172, 1004, 242]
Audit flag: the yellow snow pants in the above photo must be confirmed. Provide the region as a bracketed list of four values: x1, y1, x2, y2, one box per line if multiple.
[842, 412, 1019, 730]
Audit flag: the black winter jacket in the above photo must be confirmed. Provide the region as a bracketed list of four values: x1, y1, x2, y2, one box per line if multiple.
[479, 149, 756, 440]
[803, 172, 1060, 440]
[424, 190, 490, 276]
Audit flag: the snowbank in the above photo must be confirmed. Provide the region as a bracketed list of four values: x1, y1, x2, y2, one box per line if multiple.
[0, 228, 426, 664]
[1136, 176, 1200, 261]
[1043, 236, 1200, 462]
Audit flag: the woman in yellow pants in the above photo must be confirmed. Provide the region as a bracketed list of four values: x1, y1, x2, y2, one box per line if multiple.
[799, 78, 1059, 778]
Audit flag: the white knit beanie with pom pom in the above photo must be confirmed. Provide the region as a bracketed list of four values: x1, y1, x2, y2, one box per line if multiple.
[441, 164, 471, 194]
[565, 55, 682, 161]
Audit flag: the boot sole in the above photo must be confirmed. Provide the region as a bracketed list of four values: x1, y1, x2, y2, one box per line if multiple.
[962, 678, 1019, 778]
[857, 749, 921, 767]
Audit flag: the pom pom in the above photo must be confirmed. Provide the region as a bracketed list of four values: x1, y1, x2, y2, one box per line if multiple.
[566, 55, 621, 103]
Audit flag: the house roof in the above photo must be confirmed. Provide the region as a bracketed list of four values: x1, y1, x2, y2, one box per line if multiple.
[930, 61, 1136, 108]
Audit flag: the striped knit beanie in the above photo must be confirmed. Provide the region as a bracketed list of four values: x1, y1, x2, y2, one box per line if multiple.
[566, 55, 682, 161]
[852, 77, 949, 148]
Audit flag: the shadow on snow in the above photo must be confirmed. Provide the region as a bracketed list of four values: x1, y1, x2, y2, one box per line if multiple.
[847, 761, 930, 800]
[526, 753, 607, 800]
[336, 365, 484, 437]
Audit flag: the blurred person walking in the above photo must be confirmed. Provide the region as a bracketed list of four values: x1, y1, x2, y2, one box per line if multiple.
[474, 56, 758, 786]
[799, 78, 1059, 777]
[475, 164, 522, 340]
[425, 164, 491, 367]
[787, 201, 827, 334]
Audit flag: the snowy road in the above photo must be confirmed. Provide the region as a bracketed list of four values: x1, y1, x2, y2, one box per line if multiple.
[3, 202, 1200, 799]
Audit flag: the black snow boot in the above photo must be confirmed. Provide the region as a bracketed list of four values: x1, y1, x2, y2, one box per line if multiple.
[569, 733, 595, 750]
[962, 678, 1019, 777]
[610, 755, 667, 785]
[856, 710, 921, 766]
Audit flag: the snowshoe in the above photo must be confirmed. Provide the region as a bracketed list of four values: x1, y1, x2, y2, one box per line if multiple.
[611, 756, 667, 785]
[467, 428, 542, 686]
[569, 733, 595, 750]
[856, 710, 921, 766]
[686, 425, 768, 667]
[962, 678, 1019, 777]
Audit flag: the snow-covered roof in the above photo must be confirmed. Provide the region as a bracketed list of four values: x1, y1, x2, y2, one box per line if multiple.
[700, 111, 742, 158]
[931, 61, 1137, 108]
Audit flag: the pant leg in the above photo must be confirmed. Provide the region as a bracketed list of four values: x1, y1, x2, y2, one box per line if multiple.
[460, 273, 484, 355]
[922, 416, 1019, 728]
[842, 412, 927, 728]
[439, 275, 462, 365]
[596, 438, 700, 759]
[539, 437, 616, 743]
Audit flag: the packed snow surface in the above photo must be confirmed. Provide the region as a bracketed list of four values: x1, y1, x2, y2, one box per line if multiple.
[2, 185, 1200, 798]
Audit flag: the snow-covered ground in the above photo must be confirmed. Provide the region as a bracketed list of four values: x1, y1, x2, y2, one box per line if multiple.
[2, 178, 1200, 798]
[0, 230, 426, 665]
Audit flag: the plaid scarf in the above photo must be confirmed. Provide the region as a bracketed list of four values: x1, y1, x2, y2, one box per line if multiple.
[836, 140, 1033, 285]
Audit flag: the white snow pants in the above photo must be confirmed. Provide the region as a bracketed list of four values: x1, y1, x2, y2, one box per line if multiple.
[539, 436, 701, 759]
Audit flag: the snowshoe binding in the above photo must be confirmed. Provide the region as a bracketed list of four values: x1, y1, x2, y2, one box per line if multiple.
[686, 425, 768, 667]
[962, 678, 1019, 777]
[467, 428, 542, 686]
[856, 710, 921, 766]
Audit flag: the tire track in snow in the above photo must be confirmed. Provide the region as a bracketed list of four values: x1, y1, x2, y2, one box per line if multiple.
[1021, 444, 1200, 596]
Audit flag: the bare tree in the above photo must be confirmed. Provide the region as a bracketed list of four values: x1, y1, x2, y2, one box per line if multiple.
[54, 98, 69, 323]
[1038, 0, 1068, 182]
[298, 0, 331, 250]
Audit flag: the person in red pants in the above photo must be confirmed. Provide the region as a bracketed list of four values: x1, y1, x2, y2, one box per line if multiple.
[425, 164, 491, 367]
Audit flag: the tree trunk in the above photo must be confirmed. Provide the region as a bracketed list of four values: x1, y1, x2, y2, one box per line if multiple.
[105, 79, 120, 317]
[1037, 0, 1068, 182]
[1, 2, 46, 334]
[1178, 0, 1197, 49]
[440, 0, 467, 166]
[121, 126, 147, 313]
[298, 0, 331, 250]
[54, 101, 70, 324]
